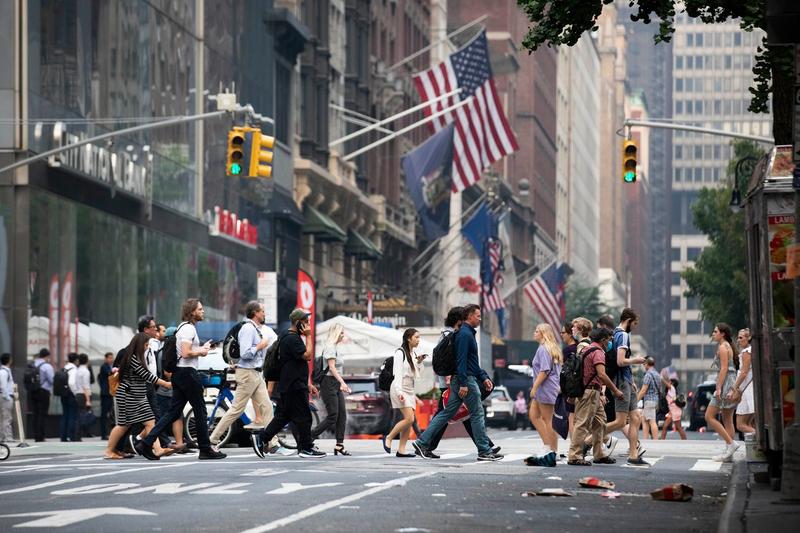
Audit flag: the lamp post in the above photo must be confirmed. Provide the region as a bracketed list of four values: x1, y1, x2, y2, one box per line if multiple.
[730, 156, 759, 212]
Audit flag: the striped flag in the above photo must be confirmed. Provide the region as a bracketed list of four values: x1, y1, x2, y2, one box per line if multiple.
[482, 239, 505, 312]
[413, 31, 519, 192]
[523, 262, 568, 333]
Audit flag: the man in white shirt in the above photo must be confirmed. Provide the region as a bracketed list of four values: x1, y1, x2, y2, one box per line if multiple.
[211, 301, 279, 449]
[60, 353, 81, 442]
[0, 353, 15, 441]
[137, 298, 226, 460]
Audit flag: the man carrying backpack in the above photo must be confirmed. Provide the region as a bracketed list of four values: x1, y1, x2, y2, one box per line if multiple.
[57, 353, 81, 442]
[135, 298, 226, 460]
[605, 308, 648, 466]
[28, 349, 54, 441]
[251, 308, 325, 458]
[567, 328, 624, 465]
[211, 301, 279, 450]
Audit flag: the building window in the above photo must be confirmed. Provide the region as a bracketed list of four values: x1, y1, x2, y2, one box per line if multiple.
[676, 78, 683, 92]
[686, 78, 694, 91]
[676, 56, 684, 69]
[734, 33, 742, 46]
[694, 145, 702, 159]
[676, 100, 684, 114]
[695, 55, 703, 68]
[687, 33, 694, 46]
[675, 145, 683, 159]
[696, 32, 704, 46]
[725, 55, 732, 69]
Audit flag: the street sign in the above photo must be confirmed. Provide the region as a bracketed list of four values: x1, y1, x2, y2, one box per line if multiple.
[257, 272, 278, 326]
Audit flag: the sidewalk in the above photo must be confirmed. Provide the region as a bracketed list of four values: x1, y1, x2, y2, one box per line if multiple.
[719, 460, 800, 533]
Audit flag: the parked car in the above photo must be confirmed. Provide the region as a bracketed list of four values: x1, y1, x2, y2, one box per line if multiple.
[483, 385, 516, 430]
[342, 374, 393, 436]
[688, 380, 716, 431]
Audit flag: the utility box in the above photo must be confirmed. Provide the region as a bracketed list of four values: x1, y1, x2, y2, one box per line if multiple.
[743, 145, 798, 477]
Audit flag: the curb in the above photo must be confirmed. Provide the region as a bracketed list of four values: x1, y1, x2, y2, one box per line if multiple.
[717, 459, 748, 533]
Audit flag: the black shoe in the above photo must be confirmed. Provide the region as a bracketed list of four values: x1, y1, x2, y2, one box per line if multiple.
[199, 449, 227, 460]
[129, 435, 140, 455]
[477, 451, 504, 461]
[412, 441, 437, 459]
[626, 457, 650, 467]
[134, 441, 159, 461]
[428, 450, 441, 459]
[492, 446, 502, 455]
[396, 452, 415, 458]
[298, 446, 327, 458]
[185, 438, 198, 449]
[593, 456, 617, 465]
[251, 434, 265, 459]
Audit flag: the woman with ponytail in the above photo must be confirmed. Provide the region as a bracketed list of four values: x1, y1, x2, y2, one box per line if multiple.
[707, 323, 740, 462]
[382, 328, 426, 457]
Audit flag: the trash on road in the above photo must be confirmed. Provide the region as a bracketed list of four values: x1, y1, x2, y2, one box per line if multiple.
[546, 476, 562, 480]
[600, 491, 622, 499]
[578, 477, 616, 489]
[650, 483, 694, 502]
[521, 488, 574, 497]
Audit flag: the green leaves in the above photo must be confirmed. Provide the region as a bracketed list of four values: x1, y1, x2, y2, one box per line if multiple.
[564, 281, 618, 325]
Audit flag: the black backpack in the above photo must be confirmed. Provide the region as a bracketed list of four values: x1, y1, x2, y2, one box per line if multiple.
[432, 331, 457, 377]
[607, 327, 627, 383]
[24, 361, 42, 392]
[52, 367, 72, 397]
[378, 352, 398, 392]
[162, 322, 189, 374]
[560, 344, 600, 398]
[222, 320, 262, 364]
[263, 332, 291, 382]
[312, 354, 330, 385]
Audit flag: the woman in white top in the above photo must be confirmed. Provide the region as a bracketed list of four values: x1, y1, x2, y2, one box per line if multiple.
[382, 328, 425, 457]
[731, 328, 755, 435]
[310, 324, 352, 455]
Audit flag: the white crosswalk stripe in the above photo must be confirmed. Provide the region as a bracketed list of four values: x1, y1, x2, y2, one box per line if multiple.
[690, 459, 723, 472]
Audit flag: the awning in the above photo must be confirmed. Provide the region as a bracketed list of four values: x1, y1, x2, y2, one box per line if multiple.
[345, 229, 382, 261]
[302, 205, 346, 242]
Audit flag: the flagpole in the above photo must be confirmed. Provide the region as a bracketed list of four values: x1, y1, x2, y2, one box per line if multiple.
[386, 14, 487, 72]
[410, 192, 487, 268]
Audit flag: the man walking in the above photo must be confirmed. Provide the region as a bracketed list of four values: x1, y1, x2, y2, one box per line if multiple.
[136, 298, 226, 460]
[638, 357, 661, 440]
[0, 353, 15, 442]
[59, 353, 80, 442]
[412, 304, 503, 461]
[211, 301, 279, 450]
[30, 349, 53, 441]
[98, 352, 114, 440]
[605, 308, 648, 466]
[251, 308, 325, 458]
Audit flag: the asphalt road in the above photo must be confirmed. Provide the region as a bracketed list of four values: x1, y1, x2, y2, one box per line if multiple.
[0, 429, 735, 532]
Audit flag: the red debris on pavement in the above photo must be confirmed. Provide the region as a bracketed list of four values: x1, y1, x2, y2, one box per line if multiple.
[578, 477, 616, 490]
[650, 483, 694, 502]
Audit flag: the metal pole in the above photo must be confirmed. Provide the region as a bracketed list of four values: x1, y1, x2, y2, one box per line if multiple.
[410, 192, 487, 267]
[330, 89, 460, 148]
[0, 109, 228, 176]
[623, 119, 774, 144]
[343, 98, 471, 161]
[386, 14, 487, 72]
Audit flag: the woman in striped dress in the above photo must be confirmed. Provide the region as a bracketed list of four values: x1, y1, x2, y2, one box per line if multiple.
[104, 333, 173, 459]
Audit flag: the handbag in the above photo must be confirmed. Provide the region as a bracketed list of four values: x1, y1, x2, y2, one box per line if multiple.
[108, 371, 120, 396]
[79, 409, 97, 428]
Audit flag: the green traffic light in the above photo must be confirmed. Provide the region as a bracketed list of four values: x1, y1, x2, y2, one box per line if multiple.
[231, 163, 242, 175]
[624, 171, 636, 183]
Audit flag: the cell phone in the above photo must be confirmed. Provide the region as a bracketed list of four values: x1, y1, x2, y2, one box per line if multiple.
[207, 339, 222, 347]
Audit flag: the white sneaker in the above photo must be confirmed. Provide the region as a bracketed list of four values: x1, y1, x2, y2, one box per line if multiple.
[604, 436, 619, 456]
[712, 452, 729, 462]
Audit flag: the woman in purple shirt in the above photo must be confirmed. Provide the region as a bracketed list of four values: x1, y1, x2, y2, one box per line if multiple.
[527, 323, 563, 466]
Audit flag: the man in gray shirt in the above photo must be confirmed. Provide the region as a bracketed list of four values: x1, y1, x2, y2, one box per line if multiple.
[210, 301, 279, 450]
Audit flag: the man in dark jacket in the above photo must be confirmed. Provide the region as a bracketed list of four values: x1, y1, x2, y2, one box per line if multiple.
[98, 352, 114, 439]
[412, 304, 503, 461]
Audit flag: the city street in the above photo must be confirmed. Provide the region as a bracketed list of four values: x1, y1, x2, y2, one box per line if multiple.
[0, 429, 736, 532]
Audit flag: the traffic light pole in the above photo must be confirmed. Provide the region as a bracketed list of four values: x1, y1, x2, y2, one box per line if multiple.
[622, 119, 774, 144]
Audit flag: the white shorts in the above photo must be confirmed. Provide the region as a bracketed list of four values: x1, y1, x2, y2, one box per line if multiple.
[642, 400, 658, 421]
[736, 384, 754, 415]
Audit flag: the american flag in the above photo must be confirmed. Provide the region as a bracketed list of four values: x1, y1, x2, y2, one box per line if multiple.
[482, 239, 505, 312]
[523, 262, 567, 333]
[413, 31, 519, 192]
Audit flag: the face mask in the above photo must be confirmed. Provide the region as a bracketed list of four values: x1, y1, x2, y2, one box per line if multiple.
[573, 334, 580, 342]
[606, 341, 613, 351]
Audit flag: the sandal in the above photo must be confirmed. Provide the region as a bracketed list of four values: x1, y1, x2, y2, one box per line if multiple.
[334, 444, 351, 456]
[567, 458, 592, 466]
[157, 448, 176, 458]
[103, 453, 125, 460]
[593, 456, 617, 464]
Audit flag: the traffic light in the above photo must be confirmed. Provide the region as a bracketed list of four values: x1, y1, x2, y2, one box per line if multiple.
[622, 140, 638, 183]
[249, 131, 275, 178]
[226, 128, 247, 176]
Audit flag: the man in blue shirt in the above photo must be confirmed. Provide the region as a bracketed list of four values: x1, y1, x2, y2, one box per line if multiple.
[31, 349, 54, 442]
[412, 304, 503, 461]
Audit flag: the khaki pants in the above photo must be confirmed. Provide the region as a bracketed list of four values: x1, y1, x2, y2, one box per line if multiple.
[568, 388, 607, 461]
[210, 368, 277, 447]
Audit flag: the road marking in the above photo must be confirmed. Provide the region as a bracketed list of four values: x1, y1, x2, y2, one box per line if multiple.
[437, 453, 469, 460]
[52, 483, 141, 495]
[0, 507, 155, 528]
[117, 482, 218, 495]
[500, 453, 529, 463]
[0, 457, 48, 465]
[192, 483, 252, 494]
[239, 472, 435, 533]
[0, 463, 192, 495]
[241, 469, 291, 477]
[265, 482, 343, 495]
[0, 465, 55, 474]
[690, 459, 722, 472]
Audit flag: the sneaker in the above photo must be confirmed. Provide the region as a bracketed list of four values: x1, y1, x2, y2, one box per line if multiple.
[266, 443, 280, 455]
[412, 441, 437, 459]
[545, 451, 557, 467]
[492, 445, 502, 455]
[134, 440, 159, 461]
[128, 435, 139, 454]
[637, 442, 647, 458]
[477, 451, 504, 461]
[199, 449, 227, 460]
[298, 446, 327, 458]
[524, 455, 545, 466]
[427, 450, 441, 459]
[593, 455, 617, 465]
[626, 457, 650, 467]
[713, 452, 731, 463]
[604, 436, 619, 456]
[251, 434, 265, 459]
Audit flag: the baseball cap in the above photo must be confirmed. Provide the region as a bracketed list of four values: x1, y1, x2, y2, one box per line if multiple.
[165, 326, 178, 337]
[289, 308, 311, 323]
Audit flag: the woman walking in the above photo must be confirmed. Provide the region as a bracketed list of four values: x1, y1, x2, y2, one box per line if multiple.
[526, 323, 563, 467]
[706, 323, 741, 462]
[311, 324, 353, 455]
[731, 328, 755, 435]
[104, 333, 173, 460]
[382, 328, 425, 457]
[659, 378, 687, 440]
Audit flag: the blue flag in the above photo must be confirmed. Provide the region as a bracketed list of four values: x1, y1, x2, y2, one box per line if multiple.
[461, 201, 499, 287]
[402, 124, 454, 241]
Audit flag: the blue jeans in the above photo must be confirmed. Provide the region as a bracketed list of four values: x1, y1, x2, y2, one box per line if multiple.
[416, 376, 491, 454]
[60, 394, 78, 441]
